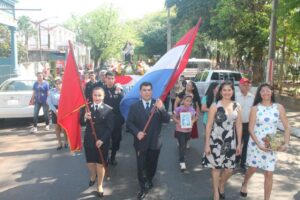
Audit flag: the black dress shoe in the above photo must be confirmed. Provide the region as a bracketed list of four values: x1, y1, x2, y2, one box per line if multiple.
[137, 190, 147, 200]
[145, 180, 153, 190]
[97, 192, 104, 197]
[240, 182, 247, 197]
[110, 159, 118, 166]
[240, 191, 247, 197]
[56, 146, 62, 150]
[219, 189, 225, 199]
[88, 180, 95, 187]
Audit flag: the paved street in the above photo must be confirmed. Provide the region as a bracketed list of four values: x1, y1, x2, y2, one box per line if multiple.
[0, 114, 300, 200]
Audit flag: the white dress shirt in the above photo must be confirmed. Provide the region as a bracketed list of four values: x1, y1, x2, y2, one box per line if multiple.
[142, 99, 152, 109]
[236, 91, 254, 123]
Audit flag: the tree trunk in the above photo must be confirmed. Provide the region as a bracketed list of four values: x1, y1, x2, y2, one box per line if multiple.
[25, 34, 29, 62]
[279, 33, 286, 94]
[252, 46, 264, 83]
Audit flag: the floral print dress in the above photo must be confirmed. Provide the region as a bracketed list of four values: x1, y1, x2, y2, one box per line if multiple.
[202, 101, 239, 169]
[246, 103, 279, 171]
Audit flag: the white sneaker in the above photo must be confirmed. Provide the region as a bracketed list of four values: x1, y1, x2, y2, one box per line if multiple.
[45, 125, 50, 131]
[186, 143, 190, 149]
[31, 127, 37, 133]
[180, 162, 186, 170]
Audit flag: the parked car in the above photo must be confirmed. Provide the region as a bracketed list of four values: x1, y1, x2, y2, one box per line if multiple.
[194, 69, 243, 98]
[0, 76, 43, 119]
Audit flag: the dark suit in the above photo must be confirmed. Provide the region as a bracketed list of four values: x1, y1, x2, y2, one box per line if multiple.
[80, 103, 114, 164]
[104, 85, 124, 162]
[126, 99, 170, 190]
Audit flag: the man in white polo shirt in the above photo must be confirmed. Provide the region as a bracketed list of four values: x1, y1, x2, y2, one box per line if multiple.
[236, 77, 254, 170]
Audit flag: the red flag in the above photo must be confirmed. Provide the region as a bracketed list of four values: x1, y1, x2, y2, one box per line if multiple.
[161, 18, 202, 101]
[58, 43, 85, 151]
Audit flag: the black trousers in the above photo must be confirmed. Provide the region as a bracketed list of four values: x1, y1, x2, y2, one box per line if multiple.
[175, 131, 191, 162]
[110, 124, 123, 159]
[240, 123, 250, 167]
[136, 149, 160, 190]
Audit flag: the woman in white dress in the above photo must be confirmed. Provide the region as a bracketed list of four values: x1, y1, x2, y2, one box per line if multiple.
[240, 83, 290, 200]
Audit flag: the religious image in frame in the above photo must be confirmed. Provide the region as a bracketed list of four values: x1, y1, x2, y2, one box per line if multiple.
[180, 112, 192, 128]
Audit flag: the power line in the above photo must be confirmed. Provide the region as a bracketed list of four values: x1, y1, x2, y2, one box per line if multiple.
[0, 8, 42, 11]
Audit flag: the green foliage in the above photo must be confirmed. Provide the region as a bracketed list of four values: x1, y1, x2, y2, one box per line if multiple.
[65, 6, 143, 67]
[17, 42, 27, 63]
[17, 16, 36, 48]
[135, 11, 169, 57]
[0, 25, 11, 58]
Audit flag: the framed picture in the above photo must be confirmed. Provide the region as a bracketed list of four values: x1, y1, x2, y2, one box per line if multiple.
[180, 112, 192, 128]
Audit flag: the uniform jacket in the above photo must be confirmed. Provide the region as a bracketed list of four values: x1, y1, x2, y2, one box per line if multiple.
[80, 103, 114, 147]
[104, 85, 124, 126]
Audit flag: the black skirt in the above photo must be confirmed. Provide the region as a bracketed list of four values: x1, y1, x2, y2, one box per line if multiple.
[51, 105, 58, 124]
[84, 144, 109, 164]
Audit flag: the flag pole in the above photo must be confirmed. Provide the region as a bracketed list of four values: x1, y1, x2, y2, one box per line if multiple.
[68, 41, 110, 179]
[142, 18, 202, 134]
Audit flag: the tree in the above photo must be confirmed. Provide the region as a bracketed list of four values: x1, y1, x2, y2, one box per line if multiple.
[135, 11, 170, 58]
[0, 25, 11, 58]
[276, 0, 300, 91]
[65, 6, 143, 68]
[17, 42, 27, 63]
[17, 16, 36, 62]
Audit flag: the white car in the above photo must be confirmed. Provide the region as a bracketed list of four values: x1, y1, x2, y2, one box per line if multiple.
[0, 77, 43, 119]
[194, 70, 243, 98]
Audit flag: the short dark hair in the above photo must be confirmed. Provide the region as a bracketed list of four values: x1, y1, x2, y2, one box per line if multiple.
[89, 71, 95, 75]
[139, 82, 152, 90]
[92, 86, 104, 94]
[105, 71, 115, 77]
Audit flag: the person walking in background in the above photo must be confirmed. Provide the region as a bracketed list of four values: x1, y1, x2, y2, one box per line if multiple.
[202, 81, 242, 200]
[174, 80, 201, 141]
[82, 71, 90, 91]
[85, 71, 104, 103]
[103, 71, 124, 166]
[236, 78, 254, 170]
[126, 82, 170, 200]
[170, 81, 181, 112]
[98, 70, 107, 85]
[201, 82, 219, 127]
[47, 77, 68, 150]
[172, 94, 197, 171]
[80, 87, 114, 197]
[31, 72, 50, 133]
[240, 83, 290, 200]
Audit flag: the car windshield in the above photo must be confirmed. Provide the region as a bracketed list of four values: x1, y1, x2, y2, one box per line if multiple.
[0, 80, 34, 92]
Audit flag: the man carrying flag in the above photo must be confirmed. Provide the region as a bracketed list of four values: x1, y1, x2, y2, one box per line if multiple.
[122, 19, 202, 200]
[126, 82, 170, 200]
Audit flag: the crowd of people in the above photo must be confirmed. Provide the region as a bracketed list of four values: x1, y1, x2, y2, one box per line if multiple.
[29, 70, 291, 200]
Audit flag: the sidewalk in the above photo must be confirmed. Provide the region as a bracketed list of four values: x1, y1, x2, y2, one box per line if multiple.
[275, 93, 300, 138]
[277, 110, 300, 138]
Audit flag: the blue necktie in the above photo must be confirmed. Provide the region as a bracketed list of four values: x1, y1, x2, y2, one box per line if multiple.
[146, 102, 150, 114]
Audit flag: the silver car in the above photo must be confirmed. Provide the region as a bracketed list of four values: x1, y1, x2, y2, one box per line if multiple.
[0, 77, 43, 119]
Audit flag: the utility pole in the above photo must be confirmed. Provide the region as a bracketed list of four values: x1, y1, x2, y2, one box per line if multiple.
[40, 25, 57, 49]
[266, 0, 278, 84]
[167, 7, 171, 51]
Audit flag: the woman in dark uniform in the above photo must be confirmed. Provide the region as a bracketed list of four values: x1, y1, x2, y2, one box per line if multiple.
[81, 87, 114, 197]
